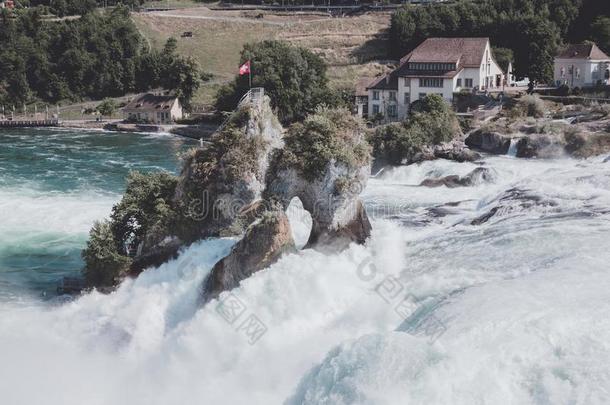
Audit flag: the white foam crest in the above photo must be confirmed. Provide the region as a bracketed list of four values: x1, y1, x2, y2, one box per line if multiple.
[0, 187, 117, 237]
[291, 257, 610, 405]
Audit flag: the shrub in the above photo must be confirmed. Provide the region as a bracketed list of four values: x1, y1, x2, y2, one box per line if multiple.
[369, 95, 460, 164]
[110, 171, 179, 255]
[97, 98, 117, 118]
[82, 220, 132, 287]
[277, 107, 371, 181]
[516, 95, 547, 118]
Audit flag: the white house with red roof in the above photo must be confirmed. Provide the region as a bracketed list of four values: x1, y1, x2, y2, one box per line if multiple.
[363, 37, 504, 121]
[554, 43, 610, 88]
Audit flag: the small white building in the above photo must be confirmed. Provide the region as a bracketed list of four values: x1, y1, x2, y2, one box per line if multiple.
[554, 43, 610, 88]
[354, 77, 372, 118]
[364, 37, 504, 121]
[122, 94, 183, 124]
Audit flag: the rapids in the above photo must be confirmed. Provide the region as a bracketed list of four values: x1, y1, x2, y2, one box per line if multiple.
[1, 128, 610, 404]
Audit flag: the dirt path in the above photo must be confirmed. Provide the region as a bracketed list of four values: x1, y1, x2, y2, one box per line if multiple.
[143, 10, 289, 26]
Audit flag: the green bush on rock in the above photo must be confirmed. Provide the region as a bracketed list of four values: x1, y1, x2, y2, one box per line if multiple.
[275, 107, 371, 181]
[513, 95, 547, 118]
[82, 220, 131, 288]
[110, 171, 179, 254]
[81, 171, 179, 287]
[369, 94, 460, 165]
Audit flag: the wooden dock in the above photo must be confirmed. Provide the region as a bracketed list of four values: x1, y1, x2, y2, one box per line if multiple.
[0, 119, 59, 128]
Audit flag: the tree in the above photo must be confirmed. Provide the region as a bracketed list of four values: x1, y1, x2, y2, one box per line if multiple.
[591, 16, 610, 54]
[164, 57, 201, 110]
[492, 47, 514, 73]
[215, 40, 335, 123]
[387, 0, 574, 85]
[512, 16, 559, 84]
[370, 94, 459, 164]
[82, 220, 131, 287]
[97, 98, 117, 119]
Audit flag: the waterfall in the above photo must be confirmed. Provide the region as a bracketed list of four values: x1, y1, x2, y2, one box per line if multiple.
[3, 131, 610, 405]
[507, 138, 518, 157]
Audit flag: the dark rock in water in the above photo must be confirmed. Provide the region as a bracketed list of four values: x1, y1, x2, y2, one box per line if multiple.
[465, 129, 511, 154]
[306, 199, 372, 251]
[432, 140, 481, 162]
[604, 156, 610, 163]
[420, 167, 495, 188]
[201, 209, 296, 303]
[425, 207, 454, 218]
[420, 175, 463, 188]
[471, 187, 559, 225]
[516, 135, 565, 158]
[471, 206, 502, 225]
[129, 237, 183, 276]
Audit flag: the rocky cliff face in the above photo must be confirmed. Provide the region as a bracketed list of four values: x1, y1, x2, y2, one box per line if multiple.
[201, 208, 296, 303]
[173, 97, 284, 241]
[84, 98, 374, 297]
[265, 108, 373, 250]
[465, 105, 610, 159]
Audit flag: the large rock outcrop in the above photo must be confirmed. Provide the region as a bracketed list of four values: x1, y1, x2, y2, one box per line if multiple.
[201, 208, 296, 303]
[265, 108, 372, 251]
[173, 96, 284, 241]
[515, 134, 565, 158]
[429, 140, 481, 162]
[83, 99, 375, 298]
[465, 129, 511, 154]
[419, 167, 495, 188]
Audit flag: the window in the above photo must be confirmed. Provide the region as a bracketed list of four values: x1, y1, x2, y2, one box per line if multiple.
[372, 91, 379, 100]
[465, 78, 473, 88]
[576, 68, 581, 79]
[389, 91, 396, 101]
[419, 78, 443, 88]
[372, 104, 380, 115]
[560, 67, 565, 78]
[404, 93, 410, 105]
[418, 93, 426, 100]
[387, 105, 397, 118]
[404, 77, 410, 87]
[408, 63, 455, 71]
[457, 78, 462, 87]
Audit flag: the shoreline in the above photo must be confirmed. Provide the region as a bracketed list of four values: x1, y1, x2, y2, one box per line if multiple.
[56, 119, 219, 140]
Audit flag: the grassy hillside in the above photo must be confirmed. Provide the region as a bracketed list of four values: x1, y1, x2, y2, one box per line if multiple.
[132, 7, 391, 107]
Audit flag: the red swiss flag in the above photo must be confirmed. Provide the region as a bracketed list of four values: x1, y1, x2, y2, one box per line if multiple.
[239, 60, 251, 76]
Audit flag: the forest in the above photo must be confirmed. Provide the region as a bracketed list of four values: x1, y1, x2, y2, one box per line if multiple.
[0, 6, 201, 108]
[389, 0, 610, 83]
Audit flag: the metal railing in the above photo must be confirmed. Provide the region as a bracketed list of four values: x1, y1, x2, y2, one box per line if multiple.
[212, 88, 265, 140]
[237, 87, 265, 108]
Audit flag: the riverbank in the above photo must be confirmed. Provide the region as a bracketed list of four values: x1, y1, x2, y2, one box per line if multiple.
[57, 119, 219, 139]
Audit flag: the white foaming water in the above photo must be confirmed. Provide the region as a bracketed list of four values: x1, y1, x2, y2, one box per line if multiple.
[507, 138, 518, 157]
[1, 154, 610, 404]
[0, 187, 118, 256]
